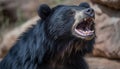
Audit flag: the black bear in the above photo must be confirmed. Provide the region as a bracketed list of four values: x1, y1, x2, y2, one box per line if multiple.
[0, 2, 95, 69]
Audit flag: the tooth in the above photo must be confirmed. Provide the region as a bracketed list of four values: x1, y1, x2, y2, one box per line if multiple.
[86, 32, 87, 34]
[87, 31, 89, 34]
[91, 30, 94, 32]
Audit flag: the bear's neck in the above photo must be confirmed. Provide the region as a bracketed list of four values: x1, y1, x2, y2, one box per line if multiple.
[21, 20, 93, 61]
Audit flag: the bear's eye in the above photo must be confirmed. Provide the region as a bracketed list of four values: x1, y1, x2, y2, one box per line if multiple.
[69, 11, 75, 16]
[66, 10, 75, 16]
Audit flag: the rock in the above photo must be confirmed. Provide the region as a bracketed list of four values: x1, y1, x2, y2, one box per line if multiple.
[86, 57, 120, 69]
[61, 0, 120, 59]
[0, 17, 39, 58]
[91, 3, 120, 59]
[91, 0, 120, 10]
[0, 0, 17, 25]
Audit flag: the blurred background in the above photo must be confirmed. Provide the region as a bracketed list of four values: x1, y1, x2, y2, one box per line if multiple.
[0, 0, 120, 69]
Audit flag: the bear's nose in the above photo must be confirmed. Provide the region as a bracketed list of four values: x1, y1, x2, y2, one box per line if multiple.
[84, 8, 94, 18]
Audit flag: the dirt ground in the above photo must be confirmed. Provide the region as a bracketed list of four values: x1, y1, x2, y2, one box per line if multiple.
[86, 57, 120, 69]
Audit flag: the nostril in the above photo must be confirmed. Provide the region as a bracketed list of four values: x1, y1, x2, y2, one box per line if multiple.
[86, 8, 93, 13]
[86, 9, 91, 13]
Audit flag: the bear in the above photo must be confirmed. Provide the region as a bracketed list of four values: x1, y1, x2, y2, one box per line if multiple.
[0, 2, 95, 69]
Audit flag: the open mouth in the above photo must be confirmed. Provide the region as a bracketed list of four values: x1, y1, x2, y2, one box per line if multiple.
[73, 17, 95, 39]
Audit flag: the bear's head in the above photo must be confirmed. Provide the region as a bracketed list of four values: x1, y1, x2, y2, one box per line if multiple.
[38, 2, 95, 40]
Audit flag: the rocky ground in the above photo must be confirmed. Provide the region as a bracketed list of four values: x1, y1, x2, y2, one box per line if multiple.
[86, 57, 120, 69]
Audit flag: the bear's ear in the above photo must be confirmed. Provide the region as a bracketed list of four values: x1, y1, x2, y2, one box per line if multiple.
[79, 2, 90, 8]
[38, 4, 51, 20]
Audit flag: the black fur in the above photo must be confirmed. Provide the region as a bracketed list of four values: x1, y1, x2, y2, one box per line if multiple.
[0, 2, 95, 69]
[38, 4, 51, 20]
[79, 2, 90, 8]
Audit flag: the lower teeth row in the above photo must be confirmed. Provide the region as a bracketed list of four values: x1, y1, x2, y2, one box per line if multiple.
[75, 29, 94, 36]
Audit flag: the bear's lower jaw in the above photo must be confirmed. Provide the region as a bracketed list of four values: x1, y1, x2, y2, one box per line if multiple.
[74, 29, 95, 40]
[72, 17, 95, 40]
[73, 30, 95, 40]
[75, 28, 94, 37]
